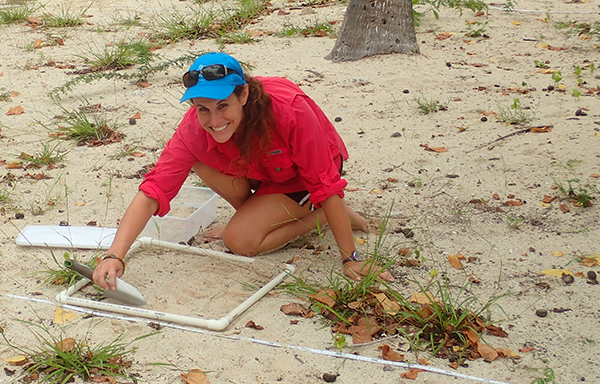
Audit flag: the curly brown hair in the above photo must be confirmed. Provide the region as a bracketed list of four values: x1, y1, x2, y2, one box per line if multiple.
[231, 76, 275, 174]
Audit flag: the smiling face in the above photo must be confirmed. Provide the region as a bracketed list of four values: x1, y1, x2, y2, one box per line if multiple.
[192, 85, 249, 143]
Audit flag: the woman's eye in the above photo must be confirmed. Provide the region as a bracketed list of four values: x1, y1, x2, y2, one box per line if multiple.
[218, 103, 227, 109]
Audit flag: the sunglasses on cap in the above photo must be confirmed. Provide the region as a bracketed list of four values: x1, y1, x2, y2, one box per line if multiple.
[182, 64, 241, 88]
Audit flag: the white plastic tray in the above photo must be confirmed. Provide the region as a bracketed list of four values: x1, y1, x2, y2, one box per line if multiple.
[16, 225, 117, 249]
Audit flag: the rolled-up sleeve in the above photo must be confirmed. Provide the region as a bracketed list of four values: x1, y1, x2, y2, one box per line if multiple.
[287, 96, 347, 207]
[139, 119, 199, 216]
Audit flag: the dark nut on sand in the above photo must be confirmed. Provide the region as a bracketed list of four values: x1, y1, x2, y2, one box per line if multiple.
[535, 309, 548, 317]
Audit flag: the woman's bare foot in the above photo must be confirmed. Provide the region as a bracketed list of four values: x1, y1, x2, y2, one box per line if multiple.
[203, 224, 226, 242]
[345, 204, 368, 232]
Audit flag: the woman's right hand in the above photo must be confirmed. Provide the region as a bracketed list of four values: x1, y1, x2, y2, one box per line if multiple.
[343, 259, 395, 282]
[92, 258, 125, 291]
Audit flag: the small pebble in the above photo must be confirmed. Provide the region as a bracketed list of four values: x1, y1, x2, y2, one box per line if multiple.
[391, 132, 402, 138]
[575, 109, 587, 117]
[535, 309, 548, 317]
[15, 213, 25, 219]
[481, 117, 488, 122]
[59, 221, 69, 226]
[547, 85, 555, 91]
[403, 89, 410, 94]
[334, 117, 342, 122]
[446, 62, 452, 68]
[322, 373, 337, 382]
[562, 274, 574, 285]
[129, 118, 136, 125]
[588, 271, 597, 280]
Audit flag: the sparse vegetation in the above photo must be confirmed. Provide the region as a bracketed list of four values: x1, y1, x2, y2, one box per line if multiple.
[18, 142, 68, 168]
[413, 96, 448, 114]
[0, 1, 40, 24]
[278, 22, 336, 37]
[78, 40, 156, 71]
[497, 98, 533, 125]
[43, 1, 93, 28]
[46, 100, 123, 146]
[553, 159, 596, 207]
[0, 319, 155, 384]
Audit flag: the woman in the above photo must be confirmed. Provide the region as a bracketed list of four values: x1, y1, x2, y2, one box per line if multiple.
[93, 52, 393, 291]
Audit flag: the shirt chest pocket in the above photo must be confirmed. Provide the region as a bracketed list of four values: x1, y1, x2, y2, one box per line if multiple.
[265, 149, 296, 181]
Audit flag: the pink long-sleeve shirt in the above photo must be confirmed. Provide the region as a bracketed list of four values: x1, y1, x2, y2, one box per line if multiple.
[140, 77, 349, 217]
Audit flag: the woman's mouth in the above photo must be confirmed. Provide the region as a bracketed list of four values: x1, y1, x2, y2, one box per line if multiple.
[212, 124, 228, 132]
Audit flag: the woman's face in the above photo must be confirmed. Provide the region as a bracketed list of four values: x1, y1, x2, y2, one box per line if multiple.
[192, 85, 249, 143]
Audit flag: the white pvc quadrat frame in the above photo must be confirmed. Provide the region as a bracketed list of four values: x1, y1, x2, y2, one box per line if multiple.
[56, 237, 296, 331]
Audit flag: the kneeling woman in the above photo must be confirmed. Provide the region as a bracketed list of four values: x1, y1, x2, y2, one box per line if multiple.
[93, 52, 393, 290]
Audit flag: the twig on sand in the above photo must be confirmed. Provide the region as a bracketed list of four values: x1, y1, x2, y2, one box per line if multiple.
[467, 125, 553, 153]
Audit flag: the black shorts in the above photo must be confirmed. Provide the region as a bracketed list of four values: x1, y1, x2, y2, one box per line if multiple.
[285, 155, 344, 208]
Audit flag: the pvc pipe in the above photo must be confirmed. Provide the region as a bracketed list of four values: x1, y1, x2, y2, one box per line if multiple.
[56, 264, 295, 331]
[137, 237, 254, 264]
[9, 293, 514, 384]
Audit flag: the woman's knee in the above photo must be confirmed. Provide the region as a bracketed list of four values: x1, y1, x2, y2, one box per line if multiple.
[222, 226, 261, 256]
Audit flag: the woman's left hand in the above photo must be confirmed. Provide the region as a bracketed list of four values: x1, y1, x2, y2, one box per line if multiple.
[343, 259, 395, 282]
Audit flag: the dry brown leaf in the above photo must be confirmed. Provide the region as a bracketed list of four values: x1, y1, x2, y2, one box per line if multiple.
[57, 338, 76, 352]
[130, 151, 145, 157]
[369, 189, 383, 194]
[27, 16, 43, 25]
[551, 251, 564, 257]
[477, 343, 499, 362]
[378, 344, 404, 362]
[463, 328, 479, 345]
[372, 292, 401, 314]
[137, 81, 151, 88]
[519, 347, 535, 353]
[458, 126, 469, 132]
[181, 369, 210, 384]
[422, 144, 448, 153]
[308, 289, 336, 307]
[531, 126, 552, 133]
[130, 112, 141, 119]
[6, 105, 24, 115]
[280, 303, 314, 318]
[76, 201, 86, 206]
[410, 291, 440, 305]
[350, 316, 380, 344]
[560, 203, 570, 213]
[344, 187, 358, 192]
[417, 357, 430, 365]
[1, 355, 29, 366]
[54, 307, 78, 324]
[496, 347, 521, 359]
[542, 195, 558, 203]
[486, 324, 508, 338]
[547, 45, 568, 51]
[434, 32, 453, 40]
[398, 248, 410, 256]
[245, 320, 264, 330]
[456, 253, 466, 260]
[480, 110, 497, 116]
[589, 174, 600, 178]
[448, 254, 464, 270]
[400, 369, 424, 380]
[33, 39, 43, 49]
[506, 200, 523, 206]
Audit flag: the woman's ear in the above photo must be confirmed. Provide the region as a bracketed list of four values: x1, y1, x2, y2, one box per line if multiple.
[240, 84, 249, 106]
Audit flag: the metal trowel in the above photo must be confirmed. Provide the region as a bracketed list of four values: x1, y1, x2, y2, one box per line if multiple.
[64, 260, 146, 306]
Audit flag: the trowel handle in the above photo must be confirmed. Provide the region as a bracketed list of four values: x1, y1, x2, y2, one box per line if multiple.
[64, 259, 94, 280]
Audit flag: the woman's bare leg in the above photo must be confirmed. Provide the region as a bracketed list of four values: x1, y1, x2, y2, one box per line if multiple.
[192, 163, 251, 210]
[222, 193, 366, 256]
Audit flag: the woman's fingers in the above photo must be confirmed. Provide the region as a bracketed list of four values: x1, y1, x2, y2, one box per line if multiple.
[343, 259, 395, 282]
[92, 260, 123, 291]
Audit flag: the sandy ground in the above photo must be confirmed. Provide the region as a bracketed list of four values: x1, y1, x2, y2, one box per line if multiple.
[1, 0, 600, 383]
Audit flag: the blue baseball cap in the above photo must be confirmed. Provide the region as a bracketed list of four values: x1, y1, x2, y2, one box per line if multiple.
[180, 52, 246, 102]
